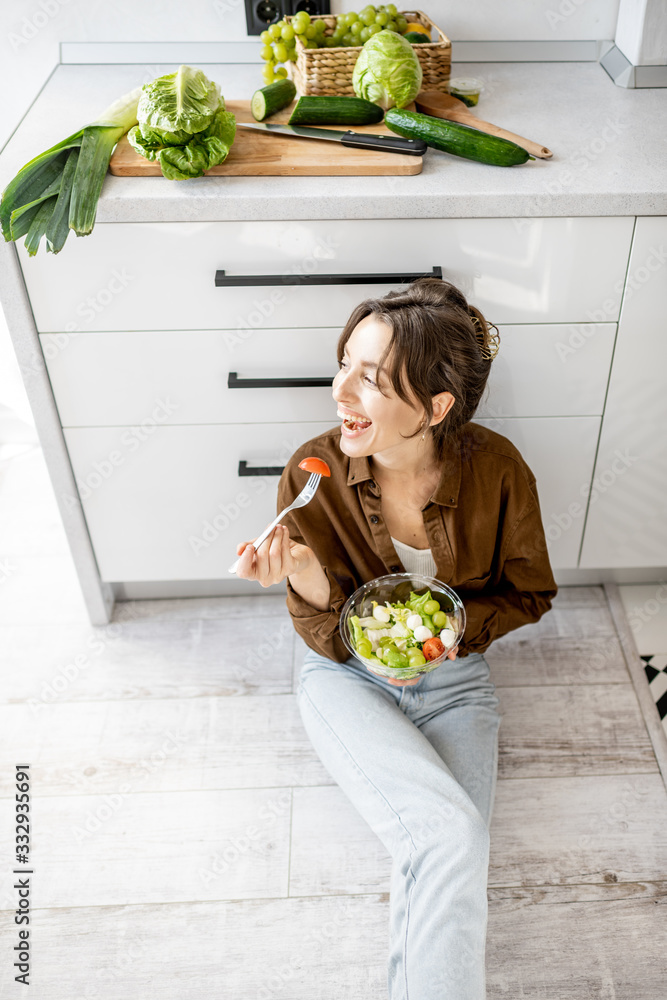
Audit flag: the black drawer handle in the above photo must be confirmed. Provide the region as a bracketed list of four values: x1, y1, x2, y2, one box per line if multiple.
[215, 265, 442, 287]
[228, 372, 334, 389]
[238, 461, 285, 477]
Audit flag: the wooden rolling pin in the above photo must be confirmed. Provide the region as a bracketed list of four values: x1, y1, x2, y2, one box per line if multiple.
[415, 91, 553, 159]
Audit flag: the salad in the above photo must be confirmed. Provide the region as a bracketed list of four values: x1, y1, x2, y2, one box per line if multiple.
[348, 589, 457, 673]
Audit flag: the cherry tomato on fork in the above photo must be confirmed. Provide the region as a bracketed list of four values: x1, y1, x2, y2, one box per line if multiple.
[298, 457, 331, 477]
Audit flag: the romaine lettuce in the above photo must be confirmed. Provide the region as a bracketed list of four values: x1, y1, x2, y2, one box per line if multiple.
[128, 66, 236, 180]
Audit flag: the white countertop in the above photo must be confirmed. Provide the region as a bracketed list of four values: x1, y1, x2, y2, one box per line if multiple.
[2, 60, 666, 221]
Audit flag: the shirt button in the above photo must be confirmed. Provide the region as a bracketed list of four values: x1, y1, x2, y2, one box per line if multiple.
[370, 481, 376, 488]
[370, 515, 379, 524]
[390, 565, 401, 572]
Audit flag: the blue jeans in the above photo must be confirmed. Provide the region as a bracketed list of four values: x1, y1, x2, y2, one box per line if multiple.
[296, 647, 502, 1000]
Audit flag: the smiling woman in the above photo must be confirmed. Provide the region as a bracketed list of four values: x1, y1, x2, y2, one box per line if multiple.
[233, 275, 557, 1000]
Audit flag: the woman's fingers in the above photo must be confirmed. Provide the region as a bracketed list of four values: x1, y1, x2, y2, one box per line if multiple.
[235, 539, 256, 578]
[447, 645, 459, 660]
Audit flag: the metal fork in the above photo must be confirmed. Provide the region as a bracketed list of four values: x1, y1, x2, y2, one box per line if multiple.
[228, 472, 322, 575]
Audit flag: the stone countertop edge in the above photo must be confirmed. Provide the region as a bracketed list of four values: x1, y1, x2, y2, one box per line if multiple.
[1, 60, 666, 221]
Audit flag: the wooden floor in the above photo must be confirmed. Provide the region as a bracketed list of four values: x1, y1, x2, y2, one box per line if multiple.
[1, 446, 667, 998]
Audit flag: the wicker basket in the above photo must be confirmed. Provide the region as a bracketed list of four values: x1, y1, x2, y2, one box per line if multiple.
[285, 10, 451, 97]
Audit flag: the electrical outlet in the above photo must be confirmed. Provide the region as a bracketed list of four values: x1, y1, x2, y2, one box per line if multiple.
[245, 0, 330, 36]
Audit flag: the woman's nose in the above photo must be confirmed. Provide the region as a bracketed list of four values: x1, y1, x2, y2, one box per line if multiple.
[331, 370, 347, 402]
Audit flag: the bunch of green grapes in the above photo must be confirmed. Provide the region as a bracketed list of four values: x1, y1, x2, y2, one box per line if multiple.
[259, 6, 409, 84]
[327, 5, 407, 47]
[259, 11, 328, 85]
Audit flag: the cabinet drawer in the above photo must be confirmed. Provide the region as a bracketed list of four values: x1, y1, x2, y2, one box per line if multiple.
[42, 321, 615, 428]
[21, 217, 634, 333]
[474, 416, 601, 569]
[479, 324, 616, 419]
[63, 422, 334, 581]
[41, 328, 341, 427]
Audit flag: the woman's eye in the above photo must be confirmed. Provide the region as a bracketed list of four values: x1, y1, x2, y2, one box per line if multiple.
[363, 374, 377, 387]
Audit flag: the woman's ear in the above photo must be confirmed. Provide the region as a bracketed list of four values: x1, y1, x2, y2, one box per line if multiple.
[431, 391, 456, 427]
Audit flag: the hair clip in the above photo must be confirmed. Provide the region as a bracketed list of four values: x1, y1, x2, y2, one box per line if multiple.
[471, 316, 500, 360]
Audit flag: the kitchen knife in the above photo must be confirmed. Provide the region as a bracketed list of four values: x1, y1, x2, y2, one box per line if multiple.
[236, 121, 427, 156]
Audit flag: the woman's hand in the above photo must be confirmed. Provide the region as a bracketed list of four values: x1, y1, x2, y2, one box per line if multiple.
[367, 645, 460, 687]
[235, 524, 313, 588]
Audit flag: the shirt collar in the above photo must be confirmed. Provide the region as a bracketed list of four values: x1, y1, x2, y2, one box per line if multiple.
[346, 437, 461, 508]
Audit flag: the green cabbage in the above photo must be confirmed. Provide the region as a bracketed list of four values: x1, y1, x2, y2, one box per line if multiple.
[352, 30, 423, 111]
[127, 66, 236, 180]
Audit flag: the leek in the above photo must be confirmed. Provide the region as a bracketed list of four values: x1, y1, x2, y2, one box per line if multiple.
[0, 86, 141, 256]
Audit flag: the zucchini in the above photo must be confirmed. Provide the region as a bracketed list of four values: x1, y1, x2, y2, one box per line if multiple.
[402, 31, 431, 43]
[251, 79, 297, 121]
[384, 108, 533, 167]
[288, 96, 383, 126]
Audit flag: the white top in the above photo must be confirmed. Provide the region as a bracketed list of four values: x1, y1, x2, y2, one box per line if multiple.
[390, 536, 437, 579]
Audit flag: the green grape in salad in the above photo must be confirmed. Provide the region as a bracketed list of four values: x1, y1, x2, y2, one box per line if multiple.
[348, 590, 457, 674]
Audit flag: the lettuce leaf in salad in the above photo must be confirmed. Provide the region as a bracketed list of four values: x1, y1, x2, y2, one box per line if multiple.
[349, 615, 365, 647]
[405, 590, 433, 615]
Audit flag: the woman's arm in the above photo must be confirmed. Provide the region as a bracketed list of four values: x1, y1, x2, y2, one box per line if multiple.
[288, 546, 331, 612]
[457, 494, 558, 657]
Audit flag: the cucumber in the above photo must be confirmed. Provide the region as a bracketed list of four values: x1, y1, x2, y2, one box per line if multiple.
[402, 31, 431, 43]
[288, 96, 383, 126]
[251, 79, 297, 121]
[384, 108, 533, 167]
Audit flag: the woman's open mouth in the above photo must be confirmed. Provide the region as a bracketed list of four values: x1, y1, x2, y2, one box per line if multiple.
[337, 408, 373, 438]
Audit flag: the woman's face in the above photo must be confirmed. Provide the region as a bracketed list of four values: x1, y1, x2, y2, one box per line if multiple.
[332, 314, 430, 460]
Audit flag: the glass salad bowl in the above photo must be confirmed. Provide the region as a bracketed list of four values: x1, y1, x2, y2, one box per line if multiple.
[340, 573, 466, 680]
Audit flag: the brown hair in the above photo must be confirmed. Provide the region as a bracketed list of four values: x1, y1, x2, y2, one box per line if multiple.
[336, 277, 500, 461]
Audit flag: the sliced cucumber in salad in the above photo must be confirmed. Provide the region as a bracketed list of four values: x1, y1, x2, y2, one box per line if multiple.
[349, 590, 456, 671]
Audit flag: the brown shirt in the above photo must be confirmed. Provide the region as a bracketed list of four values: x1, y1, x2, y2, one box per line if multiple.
[277, 421, 558, 662]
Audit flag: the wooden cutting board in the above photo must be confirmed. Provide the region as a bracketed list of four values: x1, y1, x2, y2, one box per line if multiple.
[109, 99, 423, 177]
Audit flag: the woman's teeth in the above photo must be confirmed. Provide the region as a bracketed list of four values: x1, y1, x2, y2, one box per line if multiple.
[337, 409, 372, 431]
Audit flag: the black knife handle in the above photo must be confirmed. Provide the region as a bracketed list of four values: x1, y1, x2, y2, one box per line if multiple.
[341, 131, 427, 156]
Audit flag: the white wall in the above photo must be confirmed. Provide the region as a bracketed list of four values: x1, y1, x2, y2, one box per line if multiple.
[1, 0, 621, 149]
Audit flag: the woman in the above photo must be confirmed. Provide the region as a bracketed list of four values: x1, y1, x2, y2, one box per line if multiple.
[234, 277, 557, 999]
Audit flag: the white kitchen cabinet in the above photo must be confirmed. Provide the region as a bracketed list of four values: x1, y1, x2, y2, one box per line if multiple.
[20, 217, 634, 332]
[5, 209, 653, 617]
[63, 415, 597, 580]
[475, 416, 601, 570]
[579, 217, 667, 568]
[40, 322, 615, 428]
[62, 422, 335, 581]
